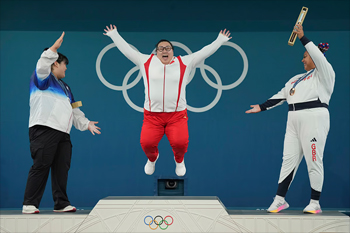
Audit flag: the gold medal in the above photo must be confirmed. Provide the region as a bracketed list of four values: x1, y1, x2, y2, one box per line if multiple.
[290, 88, 295, 96]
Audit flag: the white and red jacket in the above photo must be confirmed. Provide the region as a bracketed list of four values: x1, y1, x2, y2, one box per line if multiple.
[107, 29, 229, 112]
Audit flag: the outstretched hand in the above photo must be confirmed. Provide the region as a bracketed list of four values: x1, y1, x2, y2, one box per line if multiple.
[50, 32, 65, 53]
[245, 104, 261, 114]
[103, 24, 117, 35]
[220, 29, 232, 40]
[88, 121, 101, 135]
[293, 23, 304, 39]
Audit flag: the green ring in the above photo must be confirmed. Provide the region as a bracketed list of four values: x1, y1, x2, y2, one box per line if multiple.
[158, 219, 169, 230]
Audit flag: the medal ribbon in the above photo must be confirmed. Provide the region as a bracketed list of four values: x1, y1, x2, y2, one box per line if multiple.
[57, 79, 69, 97]
[292, 69, 315, 89]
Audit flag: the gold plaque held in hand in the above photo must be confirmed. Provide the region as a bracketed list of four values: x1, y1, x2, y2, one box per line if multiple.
[288, 6, 308, 46]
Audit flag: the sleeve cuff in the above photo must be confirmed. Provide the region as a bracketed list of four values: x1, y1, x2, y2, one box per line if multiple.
[259, 104, 267, 111]
[300, 36, 311, 46]
[217, 33, 230, 42]
[106, 29, 118, 37]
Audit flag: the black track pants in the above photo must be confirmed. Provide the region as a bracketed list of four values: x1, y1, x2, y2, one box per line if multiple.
[23, 125, 72, 210]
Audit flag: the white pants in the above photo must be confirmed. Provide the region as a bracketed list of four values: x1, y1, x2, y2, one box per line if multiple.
[278, 108, 330, 192]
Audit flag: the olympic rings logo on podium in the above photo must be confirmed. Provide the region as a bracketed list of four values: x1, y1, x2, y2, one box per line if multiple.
[96, 40, 248, 113]
[144, 215, 174, 230]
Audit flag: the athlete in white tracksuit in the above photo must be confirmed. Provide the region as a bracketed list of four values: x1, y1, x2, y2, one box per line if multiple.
[246, 24, 335, 214]
[104, 24, 231, 176]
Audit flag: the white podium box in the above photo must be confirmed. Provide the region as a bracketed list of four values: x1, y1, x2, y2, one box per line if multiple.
[76, 196, 236, 232]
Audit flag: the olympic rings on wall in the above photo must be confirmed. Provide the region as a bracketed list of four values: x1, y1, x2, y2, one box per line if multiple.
[96, 40, 248, 113]
[144, 215, 174, 230]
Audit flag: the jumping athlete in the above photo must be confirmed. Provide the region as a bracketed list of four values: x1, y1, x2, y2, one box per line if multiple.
[104, 24, 231, 176]
[246, 24, 335, 214]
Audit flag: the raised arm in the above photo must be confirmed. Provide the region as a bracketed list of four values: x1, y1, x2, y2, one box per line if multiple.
[182, 29, 231, 68]
[36, 32, 64, 80]
[294, 24, 335, 93]
[104, 24, 146, 66]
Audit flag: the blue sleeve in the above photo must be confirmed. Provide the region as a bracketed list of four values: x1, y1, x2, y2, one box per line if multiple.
[31, 70, 51, 90]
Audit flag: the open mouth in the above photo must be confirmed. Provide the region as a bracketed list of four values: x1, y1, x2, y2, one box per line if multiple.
[162, 55, 169, 59]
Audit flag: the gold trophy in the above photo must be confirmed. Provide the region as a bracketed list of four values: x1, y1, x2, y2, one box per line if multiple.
[288, 6, 308, 46]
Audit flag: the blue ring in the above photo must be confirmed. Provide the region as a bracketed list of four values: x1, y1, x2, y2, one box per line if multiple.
[144, 215, 153, 226]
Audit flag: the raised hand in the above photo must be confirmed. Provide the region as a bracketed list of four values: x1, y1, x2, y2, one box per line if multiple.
[220, 29, 232, 40]
[245, 104, 261, 114]
[88, 121, 101, 135]
[103, 24, 117, 35]
[50, 32, 65, 53]
[293, 23, 304, 39]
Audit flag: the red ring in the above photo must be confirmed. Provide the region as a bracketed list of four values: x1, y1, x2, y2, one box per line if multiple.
[164, 215, 174, 225]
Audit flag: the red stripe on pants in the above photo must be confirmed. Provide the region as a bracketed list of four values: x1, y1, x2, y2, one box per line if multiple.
[140, 109, 189, 163]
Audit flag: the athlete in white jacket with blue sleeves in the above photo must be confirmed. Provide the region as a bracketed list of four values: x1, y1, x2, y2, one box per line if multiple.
[23, 32, 101, 214]
[246, 24, 335, 214]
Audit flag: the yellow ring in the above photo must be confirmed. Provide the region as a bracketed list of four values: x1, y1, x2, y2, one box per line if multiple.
[149, 219, 158, 230]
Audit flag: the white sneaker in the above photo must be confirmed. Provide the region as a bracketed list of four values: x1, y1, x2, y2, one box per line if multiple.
[267, 196, 289, 213]
[303, 199, 322, 214]
[53, 205, 77, 212]
[144, 154, 159, 175]
[175, 159, 186, 176]
[22, 205, 39, 214]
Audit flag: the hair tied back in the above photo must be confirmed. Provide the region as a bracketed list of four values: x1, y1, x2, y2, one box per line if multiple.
[318, 42, 329, 55]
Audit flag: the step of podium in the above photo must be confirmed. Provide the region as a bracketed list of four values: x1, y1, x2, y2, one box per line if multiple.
[0, 196, 349, 232]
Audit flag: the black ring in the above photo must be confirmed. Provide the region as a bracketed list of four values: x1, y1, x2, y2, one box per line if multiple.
[154, 215, 164, 226]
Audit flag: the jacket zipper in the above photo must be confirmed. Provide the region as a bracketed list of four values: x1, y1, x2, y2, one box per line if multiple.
[163, 65, 166, 112]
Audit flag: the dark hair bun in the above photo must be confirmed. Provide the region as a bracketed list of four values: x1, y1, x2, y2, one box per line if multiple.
[318, 43, 329, 54]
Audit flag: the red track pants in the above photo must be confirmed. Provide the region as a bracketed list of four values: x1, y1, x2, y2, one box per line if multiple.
[140, 109, 189, 163]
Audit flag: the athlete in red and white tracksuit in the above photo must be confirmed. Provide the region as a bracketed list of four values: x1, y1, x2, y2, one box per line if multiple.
[105, 25, 231, 176]
[246, 24, 335, 213]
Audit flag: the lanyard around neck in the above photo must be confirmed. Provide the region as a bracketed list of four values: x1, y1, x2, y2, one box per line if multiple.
[57, 79, 69, 97]
[292, 69, 315, 89]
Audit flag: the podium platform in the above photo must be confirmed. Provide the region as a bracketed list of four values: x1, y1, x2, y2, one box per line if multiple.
[1, 196, 349, 232]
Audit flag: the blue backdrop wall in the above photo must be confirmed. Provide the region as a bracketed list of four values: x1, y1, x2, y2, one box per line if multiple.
[0, 0, 349, 209]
